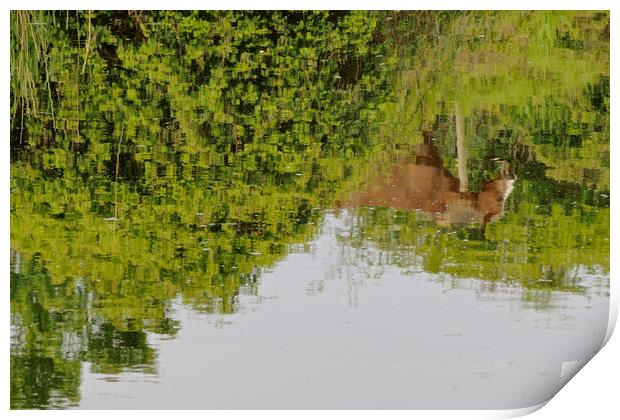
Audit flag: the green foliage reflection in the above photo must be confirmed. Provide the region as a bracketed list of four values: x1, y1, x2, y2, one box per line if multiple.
[10, 11, 609, 409]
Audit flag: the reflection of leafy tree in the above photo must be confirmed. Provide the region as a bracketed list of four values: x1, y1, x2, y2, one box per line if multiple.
[87, 322, 155, 374]
[337, 11, 608, 303]
[387, 11, 609, 190]
[10, 11, 394, 408]
[10, 355, 81, 409]
[342, 179, 608, 296]
[10, 10, 609, 409]
[10, 253, 83, 409]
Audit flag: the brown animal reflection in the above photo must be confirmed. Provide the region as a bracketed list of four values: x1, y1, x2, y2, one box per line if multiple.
[338, 131, 516, 230]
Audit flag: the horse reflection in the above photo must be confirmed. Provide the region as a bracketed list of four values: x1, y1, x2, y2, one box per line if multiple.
[338, 132, 515, 230]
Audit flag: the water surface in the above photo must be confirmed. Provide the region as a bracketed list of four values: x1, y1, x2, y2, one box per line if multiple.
[10, 11, 609, 409]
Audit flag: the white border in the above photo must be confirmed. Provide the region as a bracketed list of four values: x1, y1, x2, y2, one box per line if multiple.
[2, 1, 617, 419]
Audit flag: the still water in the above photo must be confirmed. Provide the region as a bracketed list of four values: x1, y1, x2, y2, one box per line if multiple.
[10, 11, 609, 409]
[75, 212, 609, 409]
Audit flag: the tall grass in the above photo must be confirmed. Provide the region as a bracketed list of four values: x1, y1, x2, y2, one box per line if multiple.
[10, 10, 54, 133]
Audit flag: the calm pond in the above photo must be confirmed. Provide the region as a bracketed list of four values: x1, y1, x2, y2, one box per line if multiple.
[10, 11, 609, 409]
